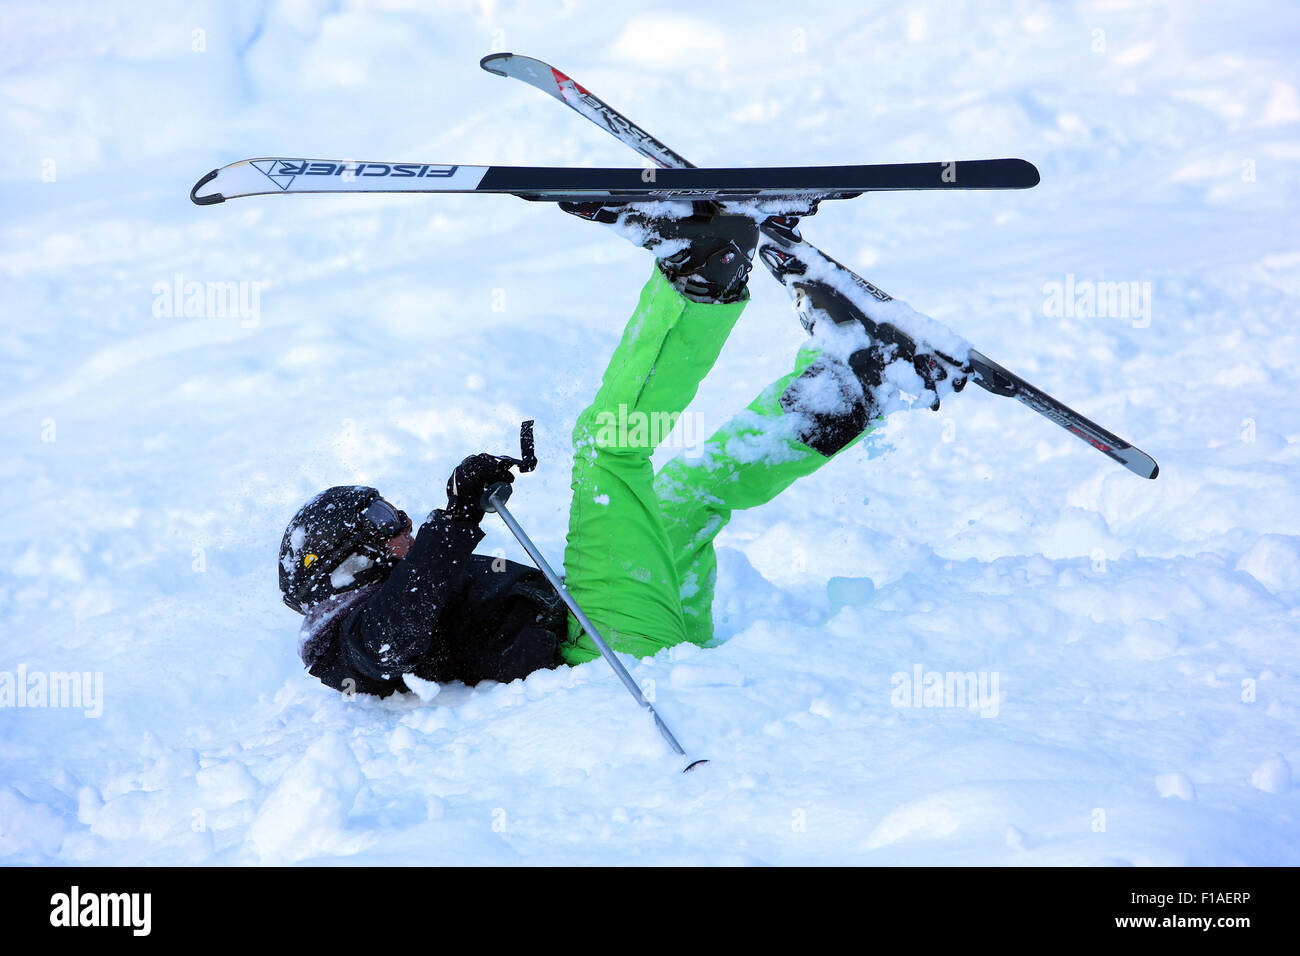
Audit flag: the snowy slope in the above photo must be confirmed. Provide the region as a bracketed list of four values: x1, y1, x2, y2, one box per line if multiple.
[2, 0, 1299, 865]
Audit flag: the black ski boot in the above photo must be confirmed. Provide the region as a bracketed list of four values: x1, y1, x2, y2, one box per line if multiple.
[561, 201, 759, 303]
[759, 215, 967, 412]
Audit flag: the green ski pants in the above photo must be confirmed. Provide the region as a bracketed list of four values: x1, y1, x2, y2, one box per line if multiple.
[559, 266, 871, 664]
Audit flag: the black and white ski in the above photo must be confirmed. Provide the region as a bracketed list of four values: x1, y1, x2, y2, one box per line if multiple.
[757, 218, 1160, 477]
[481, 52, 1158, 479]
[190, 156, 1037, 206]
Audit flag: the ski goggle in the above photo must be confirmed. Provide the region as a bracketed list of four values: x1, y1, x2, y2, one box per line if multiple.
[361, 499, 411, 539]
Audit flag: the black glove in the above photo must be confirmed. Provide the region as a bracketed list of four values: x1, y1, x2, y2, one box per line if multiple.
[560, 201, 760, 304]
[445, 454, 516, 522]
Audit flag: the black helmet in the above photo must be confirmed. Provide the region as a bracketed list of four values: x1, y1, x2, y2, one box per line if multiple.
[278, 486, 411, 614]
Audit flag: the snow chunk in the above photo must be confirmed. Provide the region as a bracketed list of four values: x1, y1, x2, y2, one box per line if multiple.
[1154, 773, 1196, 801]
[194, 761, 258, 805]
[1250, 755, 1291, 794]
[246, 733, 368, 864]
[1236, 534, 1300, 593]
[329, 552, 374, 588]
[865, 788, 1004, 849]
[0, 785, 66, 858]
[1121, 620, 1180, 661]
[402, 673, 441, 702]
[827, 575, 875, 608]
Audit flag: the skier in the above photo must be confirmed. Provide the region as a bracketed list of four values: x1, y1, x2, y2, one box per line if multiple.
[279, 203, 947, 697]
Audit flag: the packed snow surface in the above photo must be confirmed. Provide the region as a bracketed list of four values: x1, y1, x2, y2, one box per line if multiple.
[2, 1, 1299, 864]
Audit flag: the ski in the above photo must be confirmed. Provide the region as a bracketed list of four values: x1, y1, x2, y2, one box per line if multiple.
[481, 52, 1158, 480]
[189, 156, 1038, 206]
[964, 353, 1159, 478]
[481, 53, 699, 169]
[757, 218, 1160, 478]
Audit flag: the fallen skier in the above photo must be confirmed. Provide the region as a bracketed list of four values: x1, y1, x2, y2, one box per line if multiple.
[278, 203, 952, 697]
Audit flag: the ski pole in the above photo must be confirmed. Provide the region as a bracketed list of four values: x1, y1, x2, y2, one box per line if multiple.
[483, 480, 706, 772]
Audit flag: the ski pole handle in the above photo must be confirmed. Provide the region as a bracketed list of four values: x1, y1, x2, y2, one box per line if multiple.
[517, 419, 537, 472]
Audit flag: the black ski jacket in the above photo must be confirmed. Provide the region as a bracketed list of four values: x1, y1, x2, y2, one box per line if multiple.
[298, 510, 567, 697]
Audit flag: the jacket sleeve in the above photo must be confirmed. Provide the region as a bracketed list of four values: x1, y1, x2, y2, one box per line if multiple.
[334, 510, 484, 685]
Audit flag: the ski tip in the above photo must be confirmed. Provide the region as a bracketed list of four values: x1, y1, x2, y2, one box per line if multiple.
[998, 158, 1040, 188]
[479, 52, 513, 76]
[190, 168, 223, 206]
[1123, 452, 1159, 479]
[683, 759, 710, 773]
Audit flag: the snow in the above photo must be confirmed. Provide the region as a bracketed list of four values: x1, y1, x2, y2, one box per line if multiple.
[402, 673, 440, 702]
[2, 0, 1299, 865]
[1250, 755, 1292, 795]
[328, 551, 373, 588]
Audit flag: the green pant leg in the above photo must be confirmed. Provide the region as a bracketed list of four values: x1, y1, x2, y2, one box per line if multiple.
[655, 341, 882, 645]
[560, 267, 747, 665]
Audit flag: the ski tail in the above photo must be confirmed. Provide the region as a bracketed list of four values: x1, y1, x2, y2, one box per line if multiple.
[965, 352, 1159, 479]
[481, 52, 694, 169]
